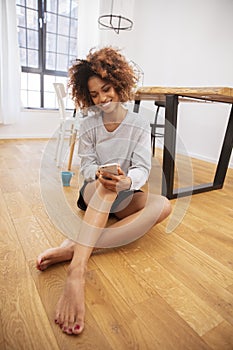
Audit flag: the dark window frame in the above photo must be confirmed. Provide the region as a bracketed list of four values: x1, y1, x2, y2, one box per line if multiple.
[16, 0, 78, 109]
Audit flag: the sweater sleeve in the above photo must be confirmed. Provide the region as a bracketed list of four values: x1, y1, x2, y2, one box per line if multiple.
[78, 120, 98, 181]
[127, 120, 151, 190]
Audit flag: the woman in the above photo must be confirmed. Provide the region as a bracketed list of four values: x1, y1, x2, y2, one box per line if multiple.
[37, 47, 171, 335]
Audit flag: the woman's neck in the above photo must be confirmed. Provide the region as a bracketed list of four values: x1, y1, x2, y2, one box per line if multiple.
[102, 104, 127, 132]
[103, 103, 127, 122]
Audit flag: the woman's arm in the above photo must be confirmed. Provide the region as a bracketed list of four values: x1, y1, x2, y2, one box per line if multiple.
[78, 121, 98, 181]
[127, 120, 152, 190]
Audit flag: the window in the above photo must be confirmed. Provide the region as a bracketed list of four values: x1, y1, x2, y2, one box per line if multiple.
[16, 0, 78, 109]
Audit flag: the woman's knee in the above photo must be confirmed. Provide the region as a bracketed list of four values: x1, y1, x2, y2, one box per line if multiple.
[160, 196, 172, 219]
[148, 194, 172, 221]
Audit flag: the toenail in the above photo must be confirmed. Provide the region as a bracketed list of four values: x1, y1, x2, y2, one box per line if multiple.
[74, 324, 80, 330]
[68, 328, 72, 332]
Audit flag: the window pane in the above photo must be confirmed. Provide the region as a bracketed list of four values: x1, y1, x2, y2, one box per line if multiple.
[57, 16, 69, 35]
[28, 49, 38, 68]
[20, 48, 27, 66]
[28, 91, 40, 107]
[28, 73, 40, 90]
[70, 18, 77, 37]
[21, 90, 28, 107]
[44, 75, 56, 92]
[46, 52, 56, 70]
[57, 35, 69, 54]
[47, 0, 58, 13]
[69, 37, 77, 54]
[27, 0, 38, 10]
[18, 28, 26, 47]
[46, 32, 57, 52]
[58, 0, 71, 16]
[21, 72, 28, 89]
[27, 29, 38, 49]
[16, 0, 25, 5]
[56, 53, 68, 71]
[44, 92, 57, 108]
[16, 6, 26, 26]
[26, 8, 38, 30]
[46, 13, 57, 33]
[20, 72, 40, 108]
[71, 0, 78, 18]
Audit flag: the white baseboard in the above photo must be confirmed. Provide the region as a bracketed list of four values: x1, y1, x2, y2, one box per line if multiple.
[155, 142, 233, 169]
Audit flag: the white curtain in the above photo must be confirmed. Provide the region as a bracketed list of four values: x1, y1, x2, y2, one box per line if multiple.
[0, 0, 21, 124]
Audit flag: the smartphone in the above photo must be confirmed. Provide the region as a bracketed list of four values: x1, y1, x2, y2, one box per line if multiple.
[99, 162, 119, 175]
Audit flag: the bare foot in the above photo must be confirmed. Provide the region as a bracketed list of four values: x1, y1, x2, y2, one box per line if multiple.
[36, 239, 75, 271]
[55, 267, 85, 335]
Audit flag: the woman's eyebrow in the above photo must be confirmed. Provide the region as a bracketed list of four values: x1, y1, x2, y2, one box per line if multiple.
[89, 83, 110, 93]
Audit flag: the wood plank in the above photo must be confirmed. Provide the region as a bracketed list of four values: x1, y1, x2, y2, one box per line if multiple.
[0, 251, 60, 350]
[227, 284, 233, 294]
[85, 268, 164, 349]
[151, 228, 233, 288]
[0, 191, 60, 350]
[148, 232, 233, 325]
[119, 249, 222, 336]
[13, 215, 56, 260]
[0, 171, 19, 193]
[202, 321, 233, 350]
[175, 226, 233, 269]
[132, 296, 211, 349]
[3, 192, 33, 219]
[0, 310, 5, 350]
[92, 249, 155, 306]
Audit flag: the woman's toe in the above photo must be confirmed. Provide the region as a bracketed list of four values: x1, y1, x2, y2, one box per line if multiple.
[73, 322, 83, 334]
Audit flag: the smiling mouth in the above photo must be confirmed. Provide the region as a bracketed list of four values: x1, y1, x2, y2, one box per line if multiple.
[101, 101, 112, 108]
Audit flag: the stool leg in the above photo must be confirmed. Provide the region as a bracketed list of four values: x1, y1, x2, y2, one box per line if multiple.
[67, 129, 77, 170]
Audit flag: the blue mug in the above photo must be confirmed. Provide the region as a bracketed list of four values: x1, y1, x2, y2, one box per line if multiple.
[61, 171, 74, 187]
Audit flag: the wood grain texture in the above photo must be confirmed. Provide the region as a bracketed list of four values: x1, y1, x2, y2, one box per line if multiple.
[134, 86, 233, 103]
[0, 139, 232, 349]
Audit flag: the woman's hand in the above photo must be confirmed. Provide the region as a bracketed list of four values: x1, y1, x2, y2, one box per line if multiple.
[96, 166, 131, 193]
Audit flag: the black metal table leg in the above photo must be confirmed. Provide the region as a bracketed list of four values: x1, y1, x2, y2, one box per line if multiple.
[134, 100, 140, 113]
[214, 104, 233, 187]
[162, 95, 179, 199]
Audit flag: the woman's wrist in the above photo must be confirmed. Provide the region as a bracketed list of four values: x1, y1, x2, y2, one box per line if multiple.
[126, 176, 132, 190]
[119, 176, 132, 191]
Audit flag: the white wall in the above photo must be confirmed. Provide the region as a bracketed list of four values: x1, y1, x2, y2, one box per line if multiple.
[98, 0, 233, 167]
[0, 0, 232, 168]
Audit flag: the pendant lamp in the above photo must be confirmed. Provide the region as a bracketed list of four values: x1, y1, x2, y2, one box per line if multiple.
[98, 0, 133, 34]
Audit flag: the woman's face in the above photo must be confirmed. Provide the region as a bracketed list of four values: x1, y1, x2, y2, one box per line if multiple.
[88, 76, 120, 113]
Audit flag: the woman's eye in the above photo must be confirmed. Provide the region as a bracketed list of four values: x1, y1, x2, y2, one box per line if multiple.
[103, 86, 110, 92]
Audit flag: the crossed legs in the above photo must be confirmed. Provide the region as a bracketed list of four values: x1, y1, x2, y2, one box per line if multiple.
[37, 180, 171, 335]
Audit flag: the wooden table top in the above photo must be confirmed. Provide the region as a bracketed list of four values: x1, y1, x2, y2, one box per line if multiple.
[134, 86, 233, 104]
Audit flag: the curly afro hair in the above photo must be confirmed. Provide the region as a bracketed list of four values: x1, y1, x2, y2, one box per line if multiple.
[68, 47, 137, 109]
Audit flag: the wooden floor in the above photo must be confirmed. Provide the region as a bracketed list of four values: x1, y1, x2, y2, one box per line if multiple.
[0, 139, 233, 350]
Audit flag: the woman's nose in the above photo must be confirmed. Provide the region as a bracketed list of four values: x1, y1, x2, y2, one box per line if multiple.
[99, 92, 107, 103]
